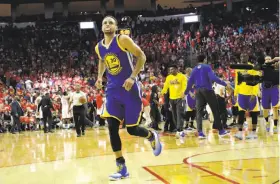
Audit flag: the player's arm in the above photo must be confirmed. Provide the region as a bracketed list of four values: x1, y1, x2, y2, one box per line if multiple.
[83, 93, 88, 104]
[95, 45, 106, 80]
[68, 94, 73, 110]
[181, 74, 187, 97]
[249, 70, 261, 96]
[272, 57, 279, 69]
[225, 88, 232, 102]
[185, 70, 195, 95]
[161, 76, 170, 95]
[207, 67, 227, 86]
[234, 70, 239, 97]
[119, 35, 146, 78]
[219, 87, 224, 97]
[83, 93, 89, 112]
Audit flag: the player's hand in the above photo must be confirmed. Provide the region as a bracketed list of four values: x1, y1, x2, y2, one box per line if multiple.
[273, 61, 279, 70]
[250, 95, 256, 102]
[122, 77, 135, 91]
[190, 92, 195, 99]
[95, 78, 103, 89]
[225, 81, 231, 88]
[181, 93, 185, 99]
[226, 85, 233, 92]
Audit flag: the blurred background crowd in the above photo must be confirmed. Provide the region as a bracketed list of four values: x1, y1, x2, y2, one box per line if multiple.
[0, 0, 278, 133]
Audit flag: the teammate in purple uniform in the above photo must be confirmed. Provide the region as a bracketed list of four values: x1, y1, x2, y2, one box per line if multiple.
[94, 16, 162, 181]
[262, 56, 279, 133]
[184, 68, 196, 131]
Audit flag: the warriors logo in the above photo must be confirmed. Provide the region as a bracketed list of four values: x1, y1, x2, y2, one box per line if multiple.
[104, 53, 122, 75]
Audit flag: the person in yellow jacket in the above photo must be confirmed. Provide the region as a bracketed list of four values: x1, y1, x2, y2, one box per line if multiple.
[234, 53, 261, 140]
[161, 65, 187, 138]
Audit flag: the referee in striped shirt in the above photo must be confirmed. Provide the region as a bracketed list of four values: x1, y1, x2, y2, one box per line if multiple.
[69, 84, 88, 137]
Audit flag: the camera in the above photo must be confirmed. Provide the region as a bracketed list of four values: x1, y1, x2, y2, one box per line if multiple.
[230, 56, 279, 86]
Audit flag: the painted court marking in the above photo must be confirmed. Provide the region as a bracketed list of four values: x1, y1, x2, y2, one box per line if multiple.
[143, 145, 279, 184]
[143, 167, 169, 184]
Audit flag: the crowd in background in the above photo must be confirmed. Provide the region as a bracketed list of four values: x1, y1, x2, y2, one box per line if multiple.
[0, 0, 278, 133]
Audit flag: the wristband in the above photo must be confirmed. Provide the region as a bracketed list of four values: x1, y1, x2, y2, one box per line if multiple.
[130, 76, 136, 81]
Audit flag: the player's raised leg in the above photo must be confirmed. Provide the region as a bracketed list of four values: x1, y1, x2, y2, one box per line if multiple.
[124, 87, 162, 156]
[106, 87, 162, 181]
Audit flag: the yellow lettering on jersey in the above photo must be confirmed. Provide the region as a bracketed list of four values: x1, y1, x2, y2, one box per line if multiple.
[170, 79, 180, 85]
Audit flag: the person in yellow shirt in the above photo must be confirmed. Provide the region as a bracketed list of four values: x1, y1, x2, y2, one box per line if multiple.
[161, 65, 187, 138]
[234, 53, 261, 140]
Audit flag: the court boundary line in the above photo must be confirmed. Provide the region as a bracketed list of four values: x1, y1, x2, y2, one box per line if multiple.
[184, 152, 240, 184]
[145, 156, 277, 167]
[183, 146, 279, 184]
[143, 166, 170, 184]
[143, 145, 278, 184]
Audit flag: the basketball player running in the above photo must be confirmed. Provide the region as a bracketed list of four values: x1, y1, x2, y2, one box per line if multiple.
[94, 16, 162, 181]
[262, 56, 279, 133]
